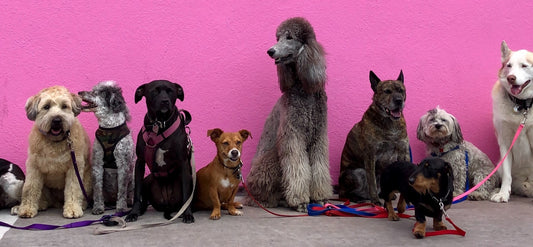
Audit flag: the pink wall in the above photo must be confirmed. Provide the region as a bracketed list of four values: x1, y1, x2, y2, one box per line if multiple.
[2, 1, 533, 184]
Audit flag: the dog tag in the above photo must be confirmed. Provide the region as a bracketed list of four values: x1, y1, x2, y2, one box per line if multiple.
[152, 124, 159, 133]
[514, 105, 521, 113]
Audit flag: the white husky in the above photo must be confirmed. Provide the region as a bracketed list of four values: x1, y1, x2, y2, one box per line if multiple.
[491, 41, 533, 202]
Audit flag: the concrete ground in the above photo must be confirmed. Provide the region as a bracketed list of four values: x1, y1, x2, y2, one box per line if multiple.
[0, 195, 532, 247]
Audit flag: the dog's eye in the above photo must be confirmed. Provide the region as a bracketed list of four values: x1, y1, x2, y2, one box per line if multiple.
[61, 104, 68, 109]
[384, 89, 392, 94]
[507, 63, 512, 68]
[287, 35, 293, 40]
[222, 142, 229, 146]
[522, 64, 529, 68]
[236, 141, 242, 145]
[43, 104, 50, 110]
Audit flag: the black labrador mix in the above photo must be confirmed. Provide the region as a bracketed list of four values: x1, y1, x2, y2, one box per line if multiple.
[125, 80, 194, 223]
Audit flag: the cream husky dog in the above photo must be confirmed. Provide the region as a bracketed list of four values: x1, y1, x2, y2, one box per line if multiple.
[491, 41, 533, 202]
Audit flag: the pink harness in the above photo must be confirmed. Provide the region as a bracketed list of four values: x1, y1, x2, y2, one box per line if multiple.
[141, 117, 181, 177]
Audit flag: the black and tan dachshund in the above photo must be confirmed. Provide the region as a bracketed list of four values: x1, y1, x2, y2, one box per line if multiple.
[379, 157, 454, 239]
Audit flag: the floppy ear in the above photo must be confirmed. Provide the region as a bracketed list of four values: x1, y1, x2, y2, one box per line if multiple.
[207, 128, 223, 142]
[369, 70, 381, 93]
[109, 92, 127, 114]
[501, 40, 511, 63]
[297, 38, 327, 94]
[25, 95, 40, 121]
[416, 112, 428, 142]
[134, 84, 146, 104]
[397, 70, 404, 83]
[239, 129, 251, 141]
[174, 83, 184, 102]
[71, 93, 82, 117]
[450, 115, 464, 143]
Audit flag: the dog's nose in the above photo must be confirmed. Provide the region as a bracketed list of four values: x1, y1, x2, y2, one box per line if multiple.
[52, 117, 62, 124]
[435, 124, 443, 130]
[507, 75, 516, 84]
[267, 48, 276, 57]
[231, 150, 239, 157]
[394, 98, 403, 106]
[408, 176, 415, 185]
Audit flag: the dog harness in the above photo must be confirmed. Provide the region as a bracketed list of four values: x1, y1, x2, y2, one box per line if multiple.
[141, 110, 191, 177]
[95, 123, 131, 169]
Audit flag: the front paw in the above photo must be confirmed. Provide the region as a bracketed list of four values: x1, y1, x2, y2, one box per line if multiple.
[490, 191, 510, 203]
[17, 205, 38, 218]
[228, 209, 243, 216]
[182, 213, 195, 223]
[92, 203, 105, 215]
[371, 198, 382, 206]
[412, 222, 426, 239]
[294, 203, 308, 213]
[125, 213, 138, 222]
[468, 191, 488, 201]
[63, 203, 83, 218]
[10, 205, 19, 215]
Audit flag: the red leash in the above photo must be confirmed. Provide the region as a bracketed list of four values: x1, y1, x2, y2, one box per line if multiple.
[241, 178, 308, 217]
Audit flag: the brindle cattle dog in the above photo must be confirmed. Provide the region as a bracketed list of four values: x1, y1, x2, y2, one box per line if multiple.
[339, 70, 410, 205]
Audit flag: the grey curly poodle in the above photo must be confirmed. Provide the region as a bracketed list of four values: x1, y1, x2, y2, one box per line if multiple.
[245, 17, 332, 212]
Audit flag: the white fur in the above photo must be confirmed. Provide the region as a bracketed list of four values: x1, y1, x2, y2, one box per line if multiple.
[0, 170, 23, 202]
[491, 41, 533, 202]
[220, 178, 230, 188]
[156, 148, 168, 167]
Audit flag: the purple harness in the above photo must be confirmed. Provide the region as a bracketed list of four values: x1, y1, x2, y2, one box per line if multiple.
[141, 116, 181, 177]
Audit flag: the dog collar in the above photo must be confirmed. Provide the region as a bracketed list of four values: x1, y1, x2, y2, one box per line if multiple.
[222, 161, 243, 180]
[508, 93, 533, 112]
[431, 145, 460, 157]
[145, 108, 177, 133]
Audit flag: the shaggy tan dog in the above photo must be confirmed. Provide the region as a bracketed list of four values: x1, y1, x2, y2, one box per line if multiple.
[13, 86, 91, 218]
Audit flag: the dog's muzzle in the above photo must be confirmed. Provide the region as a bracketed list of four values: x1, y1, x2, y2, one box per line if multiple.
[50, 117, 64, 136]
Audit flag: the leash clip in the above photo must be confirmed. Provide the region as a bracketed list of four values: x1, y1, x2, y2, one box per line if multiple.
[438, 200, 449, 218]
[66, 131, 73, 150]
[521, 108, 529, 125]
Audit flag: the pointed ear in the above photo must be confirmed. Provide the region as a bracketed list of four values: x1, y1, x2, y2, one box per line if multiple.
[71, 93, 82, 116]
[239, 129, 251, 141]
[450, 114, 464, 143]
[25, 95, 40, 121]
[207, 128, 223, 142]
[134, 84, 146, 104]
[369, 70, 381, 92]
[501, 41, 511, 63]
[174, 83, 184, 101]
[397, 70, 404, 83]
[296, 39, 327, 94]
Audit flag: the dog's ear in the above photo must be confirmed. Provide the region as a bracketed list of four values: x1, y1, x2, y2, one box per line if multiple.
[397, 70, 404, 84]
[501, 40, 511, 63]
[369, 71, 381, 93]
[239, 129, 252, 141]
[450, 114, 464, 143]
[174, 83, 184, 102]
[71, 93, 82, 117]
[416, 112, 428, 142]
[25, 95, 40, 121]
[134, 84, 146, 104]
[109, 92, 127, 114]
[207, 128, 223, 142]
[296, 39, 327, 94]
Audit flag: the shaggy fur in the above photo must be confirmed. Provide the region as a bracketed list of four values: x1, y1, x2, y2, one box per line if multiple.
[0, 159, 25, 209]
[339, 71, 410, 205]
[245, 17, 332, 212]
[492, 41, 533, 202]
[79, 81, 134, 214]
[417, 107, 499, 200]
[13, 86, 91, 218]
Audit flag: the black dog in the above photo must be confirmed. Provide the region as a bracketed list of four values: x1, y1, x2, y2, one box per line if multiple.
[379, 157, 454, 239]
[0, 158, 25, 209]
[125, 80, 194, 223]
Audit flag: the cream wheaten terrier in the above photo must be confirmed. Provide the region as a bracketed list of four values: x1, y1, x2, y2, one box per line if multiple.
[13, 86, 92, 218]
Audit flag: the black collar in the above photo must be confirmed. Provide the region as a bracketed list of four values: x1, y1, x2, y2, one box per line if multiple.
[508, 93, 533, 112]
[145, 107, 177, 134]
[222, 160, 243, 180]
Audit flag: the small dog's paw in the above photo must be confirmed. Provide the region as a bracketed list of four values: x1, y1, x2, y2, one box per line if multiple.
[17, 205, 37, 218]
[371, 199, 382, 206]
[209, 213, 221, 220]
[388, 213, 400, 221]
[433, 221, 447, 231]
[521, 182, 533, 196]
[468, 191, 488, 201]
[10, 205, 19, 215]
[63, 203, 83, 218]
[294, 203, 308, 213]
[125, 213, 138, 222]
[229, 209, 242, 216]
[490, 191, 510, 203]
[233, 202, 243, 209]
[182, 214, 195, 223]
[92, 206, 105, 215]
[412, 222, 426, 239]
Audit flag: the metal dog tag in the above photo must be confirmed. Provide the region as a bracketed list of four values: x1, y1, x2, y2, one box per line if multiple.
[152, 124, 159, 133]
[514, 105, 520, 113]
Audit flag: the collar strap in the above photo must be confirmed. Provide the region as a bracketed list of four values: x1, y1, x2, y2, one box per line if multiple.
[98, 122, 128, 131]
[508, 93, 533, 112]
[145, 108, 177, 133]
[222, 161, 243, 180]
[431, 145, 460, 157]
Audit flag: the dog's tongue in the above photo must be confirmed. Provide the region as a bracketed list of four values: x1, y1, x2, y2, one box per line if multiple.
[511, 85, 523, 95]
[51, 129, 61, 135]
[391, 110, 402, 118]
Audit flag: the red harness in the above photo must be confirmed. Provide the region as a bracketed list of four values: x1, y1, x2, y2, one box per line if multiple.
[141, 117, 181, 177]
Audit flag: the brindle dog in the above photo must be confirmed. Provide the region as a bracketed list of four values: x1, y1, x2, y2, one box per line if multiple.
[339, 70, 410, 205]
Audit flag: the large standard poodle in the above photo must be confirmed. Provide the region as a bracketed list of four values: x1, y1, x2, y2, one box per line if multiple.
[245, 17, 332, 212]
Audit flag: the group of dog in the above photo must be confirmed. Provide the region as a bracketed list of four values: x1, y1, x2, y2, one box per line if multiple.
[1, 17, 533, 239]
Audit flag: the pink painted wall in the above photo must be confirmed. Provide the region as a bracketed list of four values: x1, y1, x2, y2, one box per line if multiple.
[2, 1, 533, 185]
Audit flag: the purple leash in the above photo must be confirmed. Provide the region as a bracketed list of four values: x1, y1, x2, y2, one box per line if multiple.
[66, 132, 91, 204]
[0, 212, 127, 230]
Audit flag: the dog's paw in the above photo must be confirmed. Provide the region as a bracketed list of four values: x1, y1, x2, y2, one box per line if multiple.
[229, 209, 243, 216]
[125, 213, 138, 222]
[490, 191, 510, 203]
[433, 221, 447, 231]
[63, 203, 84, 218]
[371, 199, 382, 207]
[387, 212, 400, 221]
[92, 206, 105, 215]
[521, 182, 533, 196]
[468, 191, 488, 201]
[182, 214, 195, 223]
[233, 202, 243, 209]
[294, 203, 308, 213]
[412, 222, 426, 239]
[10, 205, 19, 216]
[17, 205, 38, 218]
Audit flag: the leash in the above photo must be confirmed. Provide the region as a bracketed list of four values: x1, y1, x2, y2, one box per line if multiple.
[66, 131, 91, 204]
[452, 109, 528, 201]
[93, 128, 196, 235]
[0, 211, 127, 230]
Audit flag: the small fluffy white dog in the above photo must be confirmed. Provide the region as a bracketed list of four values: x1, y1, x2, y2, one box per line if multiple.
[417, 107, 499, 200]
[491, 41, 533, 202]
[13, 86, 91, 218]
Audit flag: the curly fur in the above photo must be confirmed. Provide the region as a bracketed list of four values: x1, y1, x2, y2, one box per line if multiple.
[417, 106, 500, 200]
[79, 81, 134, 214]
[245, 17, 332, 212]
[13, 86, 91, 218]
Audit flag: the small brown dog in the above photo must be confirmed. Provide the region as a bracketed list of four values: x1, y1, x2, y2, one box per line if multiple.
[194, 128, 251, 220]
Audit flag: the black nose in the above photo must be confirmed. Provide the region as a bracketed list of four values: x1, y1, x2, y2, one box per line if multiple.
[231, 150, 239, 157]
[267, 48, 276, 57]
[408, 176, 415, 185]
[52, 117, 62, 124]
[507, 75, 516, 84]
[435, 124, 443, 129]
